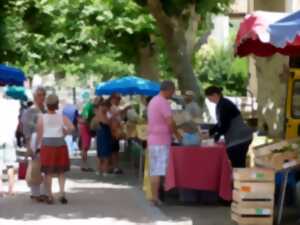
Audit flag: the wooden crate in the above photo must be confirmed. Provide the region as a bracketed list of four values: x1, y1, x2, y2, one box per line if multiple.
[254, 140, 289, 157]
[254, 138, 300, 157]
[232, 202, 273, 216]
[233, 168, 274, 182]
[232, 202, 273, 225]
[234, 181, 275, 194]
[255, 151, 299, 170]
[233, 190, 274, 205]
[232, 212, 273, 225]
[232, 168, 275, 225]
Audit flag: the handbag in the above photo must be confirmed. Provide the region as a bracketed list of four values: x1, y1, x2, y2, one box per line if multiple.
[18, 160, 27, 180]
[25, 158, 42, 186]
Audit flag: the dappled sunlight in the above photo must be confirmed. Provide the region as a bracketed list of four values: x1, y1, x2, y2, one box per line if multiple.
[0, 218, 186, 225]
[67, 180, 133, 192]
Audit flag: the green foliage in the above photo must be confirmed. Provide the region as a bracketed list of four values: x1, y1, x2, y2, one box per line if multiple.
[0, 0, 142, 80]
[135, 0, 232, 17]
[194, 39, 248, 96]
[0, 0, 236, 93]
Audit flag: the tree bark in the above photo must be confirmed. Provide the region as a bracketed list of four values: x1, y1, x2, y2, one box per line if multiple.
[136, 41, 160, 81]
[255, 54, 289, 138]
[147, 0, 203, 103]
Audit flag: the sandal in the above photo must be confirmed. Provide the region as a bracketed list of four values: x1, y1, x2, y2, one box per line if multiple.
[59, 196, 68, 204]
[45, 196, 54, 204]
[150, 199, 163, 207]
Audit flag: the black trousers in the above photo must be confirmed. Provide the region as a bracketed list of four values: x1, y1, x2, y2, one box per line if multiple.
[227, 139, 252, 168]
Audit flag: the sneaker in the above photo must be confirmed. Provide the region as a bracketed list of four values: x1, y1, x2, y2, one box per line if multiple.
[113, 168, 123, 175]
[102, 172, 114, 178]
[102, 172, 109, 177]
[95, 171, 101, 176]
[59, 196, 68, 204]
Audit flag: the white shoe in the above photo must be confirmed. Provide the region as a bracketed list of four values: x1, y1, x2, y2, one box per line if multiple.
[95, 171, 101, 176]
[102, 172, 109, 177]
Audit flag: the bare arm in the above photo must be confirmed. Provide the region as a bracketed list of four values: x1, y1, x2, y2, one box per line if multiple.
[63, 116, 75, 134]
[36, 115, 43, 150]
[166, 116, 182, 141]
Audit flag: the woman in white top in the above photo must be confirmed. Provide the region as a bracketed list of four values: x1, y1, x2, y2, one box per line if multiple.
[36, 94, 74, 204]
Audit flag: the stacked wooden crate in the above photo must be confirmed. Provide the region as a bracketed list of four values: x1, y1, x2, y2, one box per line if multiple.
[232, 168, 275, 225]
[254, 139, 300, 170]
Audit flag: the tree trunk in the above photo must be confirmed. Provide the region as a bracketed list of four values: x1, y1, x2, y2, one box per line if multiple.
[147, 0, 203, 103]
[255, 54, 289, 138]
[165, 26, 203, 101]
[136, 41, 160, 81]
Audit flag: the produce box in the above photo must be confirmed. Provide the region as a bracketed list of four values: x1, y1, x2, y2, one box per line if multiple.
[232, 168, 275, 225]
[233, 168, 274, 182]
[254, 138, 300, 170]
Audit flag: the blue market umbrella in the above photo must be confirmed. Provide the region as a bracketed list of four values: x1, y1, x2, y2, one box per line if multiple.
[95, 75, 160, 96]
[5, 86, 28, 101]
[0, 64, 26, 86]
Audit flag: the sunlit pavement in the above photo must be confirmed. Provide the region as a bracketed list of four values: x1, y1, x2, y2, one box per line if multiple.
[0, 152, 192, 225]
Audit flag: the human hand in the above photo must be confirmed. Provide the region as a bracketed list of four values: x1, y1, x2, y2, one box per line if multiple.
[26, 148, 34, 158]
[200, 130, 210, 139]
[175, 131, 182, 142]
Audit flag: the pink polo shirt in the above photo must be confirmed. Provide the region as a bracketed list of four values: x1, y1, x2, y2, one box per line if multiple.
[147, 95, 172, 145]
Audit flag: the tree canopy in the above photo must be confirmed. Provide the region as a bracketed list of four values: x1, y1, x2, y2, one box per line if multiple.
[0, 0, 248, 96]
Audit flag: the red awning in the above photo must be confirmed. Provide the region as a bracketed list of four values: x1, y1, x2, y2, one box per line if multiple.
[235, 11, 300, 57]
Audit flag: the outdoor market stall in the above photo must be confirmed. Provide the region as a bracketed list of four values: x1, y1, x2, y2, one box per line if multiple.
[235, 9, 300, 225]
[165, 144, 232, 201]
[95, 75, 159, 179]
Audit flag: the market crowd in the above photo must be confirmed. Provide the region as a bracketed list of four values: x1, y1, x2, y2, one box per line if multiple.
[0, 81, 253, 206]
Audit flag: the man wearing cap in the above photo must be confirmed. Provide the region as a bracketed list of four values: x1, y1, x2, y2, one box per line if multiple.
[184, 90, 202, 119]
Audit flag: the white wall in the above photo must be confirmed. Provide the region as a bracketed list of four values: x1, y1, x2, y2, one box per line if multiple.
[210, 15, 230, 46]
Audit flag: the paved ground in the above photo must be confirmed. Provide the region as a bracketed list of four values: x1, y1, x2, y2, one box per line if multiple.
[0, 152, 190, 225]
[1, 151, 299, 225]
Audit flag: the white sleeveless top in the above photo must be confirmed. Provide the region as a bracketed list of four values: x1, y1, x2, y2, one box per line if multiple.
[42, 113, 64, 138]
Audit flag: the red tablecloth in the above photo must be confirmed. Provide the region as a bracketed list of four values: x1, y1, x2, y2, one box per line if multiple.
[165, 144, 233, 201]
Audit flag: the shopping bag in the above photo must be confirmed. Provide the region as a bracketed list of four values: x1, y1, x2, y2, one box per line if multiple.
[18, 160, 27, 180]
[25, 159, 42, 186]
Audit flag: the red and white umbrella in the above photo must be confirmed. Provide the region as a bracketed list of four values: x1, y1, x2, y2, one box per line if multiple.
[235, 10, 300, 57]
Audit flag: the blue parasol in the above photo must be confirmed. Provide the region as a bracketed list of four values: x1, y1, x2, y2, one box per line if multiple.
[0, 64, 26, 86]
[95, 75, 160, 96]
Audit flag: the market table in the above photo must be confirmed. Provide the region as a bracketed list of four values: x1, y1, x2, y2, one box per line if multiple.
[165, 144, 233, 201]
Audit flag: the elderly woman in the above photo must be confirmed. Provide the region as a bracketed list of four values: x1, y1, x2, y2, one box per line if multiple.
[36, 94, 74, 204]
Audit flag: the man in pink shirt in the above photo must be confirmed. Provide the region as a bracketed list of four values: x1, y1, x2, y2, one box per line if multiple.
[147, 80, 181, 206]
